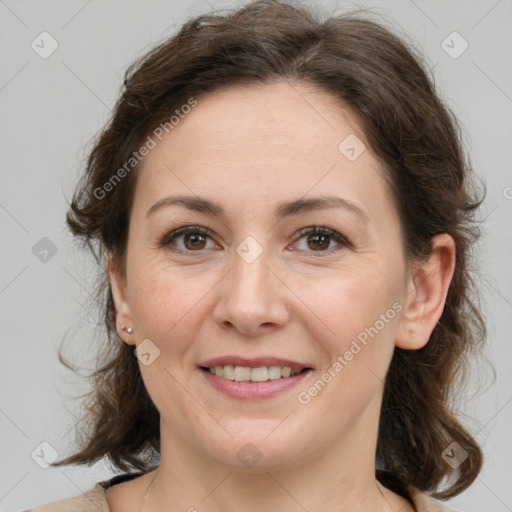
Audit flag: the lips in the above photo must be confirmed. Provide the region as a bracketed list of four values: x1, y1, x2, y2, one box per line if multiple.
[198, 356, 313, 399]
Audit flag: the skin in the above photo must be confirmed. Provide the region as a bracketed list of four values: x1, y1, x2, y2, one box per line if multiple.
[106, 81, 455, 512]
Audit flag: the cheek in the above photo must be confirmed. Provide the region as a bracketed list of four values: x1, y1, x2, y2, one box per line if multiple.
[125, 260, 217, 417]
[294, 274, 401, 418]
[126, 254, 216, 345]
[292, 266, 400, 352]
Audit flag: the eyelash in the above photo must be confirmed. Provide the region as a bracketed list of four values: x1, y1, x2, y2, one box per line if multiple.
[159, 225, 350, 256]
[292, 226, 350, 255]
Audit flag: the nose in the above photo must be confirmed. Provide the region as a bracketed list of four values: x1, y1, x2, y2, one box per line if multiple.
[212, 246, 290, 336]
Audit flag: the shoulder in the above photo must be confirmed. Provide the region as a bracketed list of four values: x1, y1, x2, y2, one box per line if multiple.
[24, 477, 464, 512]
[24, 473, 146, 512]
[410, 488, 464, 512]
[23, 483, 109, 512]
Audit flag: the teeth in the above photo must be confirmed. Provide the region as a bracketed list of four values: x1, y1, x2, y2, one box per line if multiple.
[268, 366, 282, 380]
[250, 367, 268, 382]
[207, 365, 304, 382]
[234, 366, 251, 381]
[223, 365, 234, 380]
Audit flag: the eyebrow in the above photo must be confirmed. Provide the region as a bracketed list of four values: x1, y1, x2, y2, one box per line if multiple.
[146, 194, 369, 222]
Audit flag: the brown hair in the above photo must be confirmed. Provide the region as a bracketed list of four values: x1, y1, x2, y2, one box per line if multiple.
[57, 0, 487, 500]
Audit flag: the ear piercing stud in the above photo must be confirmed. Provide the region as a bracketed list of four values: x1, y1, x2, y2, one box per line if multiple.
[121, 325, 133, 334]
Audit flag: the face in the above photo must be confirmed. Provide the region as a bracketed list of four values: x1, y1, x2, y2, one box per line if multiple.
[110, 81, 422, 471]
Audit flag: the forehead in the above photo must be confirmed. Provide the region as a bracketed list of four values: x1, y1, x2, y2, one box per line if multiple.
[134, 81, 396, 226]
[148, 81, 364, 161]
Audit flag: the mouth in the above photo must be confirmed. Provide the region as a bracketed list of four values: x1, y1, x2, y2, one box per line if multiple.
[198, 357, 313, 399]
[199, 358, 313, 402]
[200, 365, 310, 382]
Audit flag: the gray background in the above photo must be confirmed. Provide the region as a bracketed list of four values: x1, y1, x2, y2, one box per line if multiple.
[1, 0, 511, 510]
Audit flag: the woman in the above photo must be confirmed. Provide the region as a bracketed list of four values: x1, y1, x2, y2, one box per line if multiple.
[28, 0, 486, 510]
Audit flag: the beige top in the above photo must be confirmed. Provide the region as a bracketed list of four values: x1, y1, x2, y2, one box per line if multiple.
[25, 476, 460, 512]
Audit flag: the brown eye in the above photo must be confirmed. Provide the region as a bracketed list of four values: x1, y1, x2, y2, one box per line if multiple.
[294, 226, 349, 254]
[161, 226, 218, 252]
[307, 232, 331, 251]
[183, 232, 207, 250]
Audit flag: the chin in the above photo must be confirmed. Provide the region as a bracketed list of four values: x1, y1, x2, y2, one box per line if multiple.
[202, 418, 314, 471]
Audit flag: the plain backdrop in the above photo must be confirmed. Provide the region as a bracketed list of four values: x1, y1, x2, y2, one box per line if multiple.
[1, 1, 511, 511]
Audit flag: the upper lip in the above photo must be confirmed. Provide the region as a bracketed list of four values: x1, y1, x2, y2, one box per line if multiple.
[199, 356, 312, 372]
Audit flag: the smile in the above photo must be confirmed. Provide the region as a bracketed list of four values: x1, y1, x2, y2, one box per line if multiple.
[202, 365, 306, 382]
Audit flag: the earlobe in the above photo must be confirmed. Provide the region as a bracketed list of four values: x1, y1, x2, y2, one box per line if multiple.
[107, 252, 136, 346]
[395, 234, 456, 350]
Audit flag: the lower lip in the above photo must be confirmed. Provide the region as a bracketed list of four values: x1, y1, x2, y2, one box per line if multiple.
[200, 368, 312, 400]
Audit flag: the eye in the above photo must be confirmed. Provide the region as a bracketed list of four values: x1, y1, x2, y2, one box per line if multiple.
[291, 226, 349, 254]
[160, 225, 350, 255]
[160, 225, 219, 252]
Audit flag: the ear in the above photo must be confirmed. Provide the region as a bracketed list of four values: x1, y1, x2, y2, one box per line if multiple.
[107, 252, 135, 346]
[395, 233, 456, 350]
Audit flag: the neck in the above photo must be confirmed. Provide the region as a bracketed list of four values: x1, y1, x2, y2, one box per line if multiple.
[143, 411, 400, 512]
